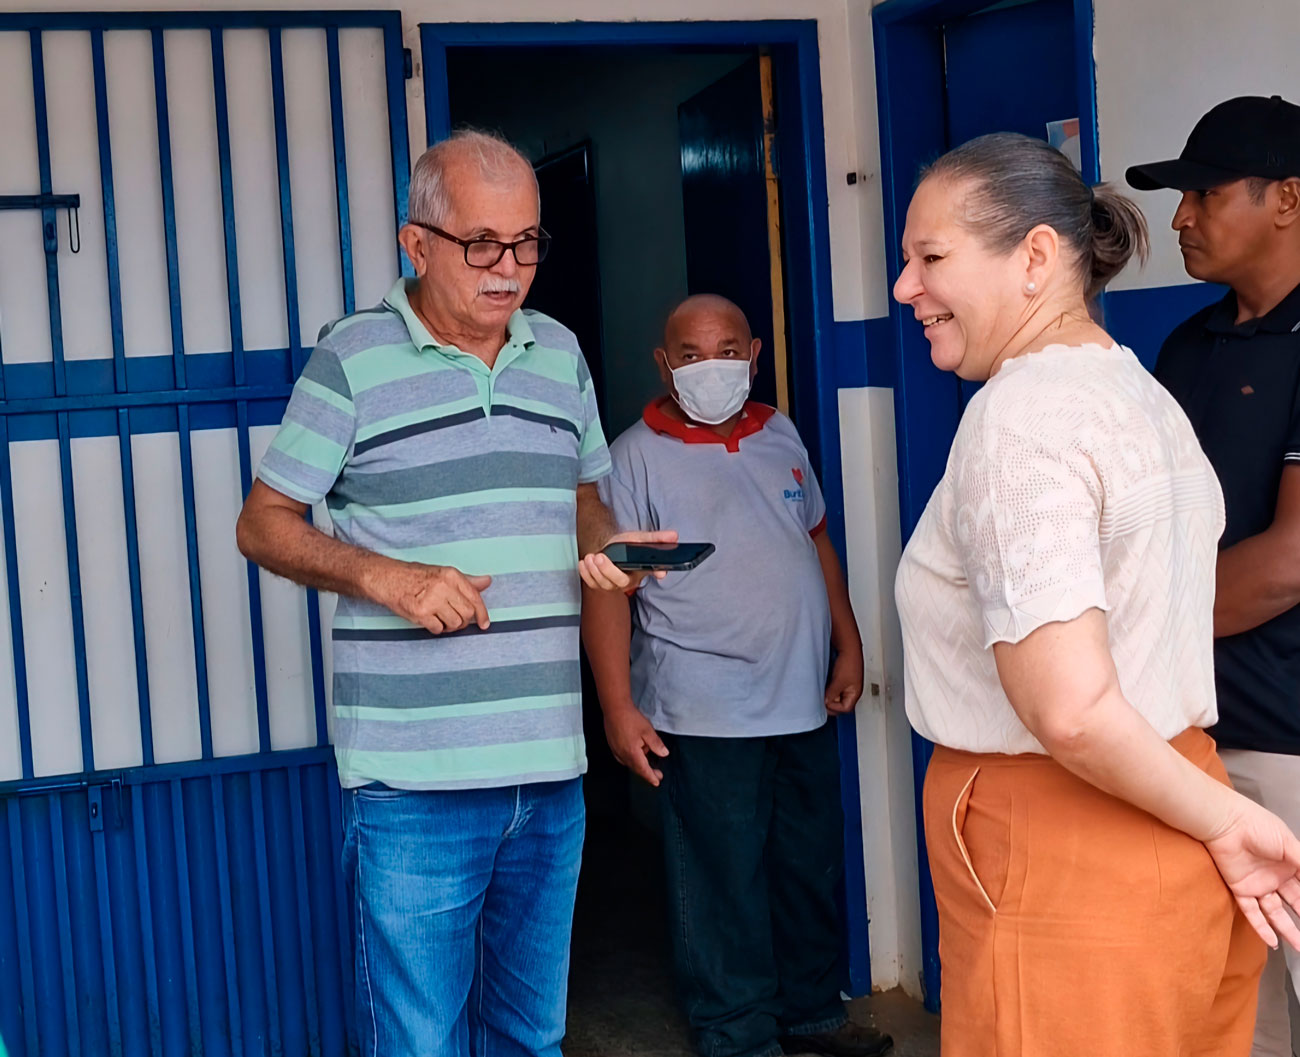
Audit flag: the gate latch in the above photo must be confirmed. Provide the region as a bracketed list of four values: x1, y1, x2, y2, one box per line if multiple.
[87, 776, 123, 833]
[0, 193, 81, 254]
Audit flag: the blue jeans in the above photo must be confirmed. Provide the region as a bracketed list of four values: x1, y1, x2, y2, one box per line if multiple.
[341, 778, 585, 1057]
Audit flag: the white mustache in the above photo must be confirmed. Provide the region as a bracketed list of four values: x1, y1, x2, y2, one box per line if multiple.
[478, 277, 521, 295]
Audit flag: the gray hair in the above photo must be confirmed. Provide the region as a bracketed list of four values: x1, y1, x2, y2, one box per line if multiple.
[407, 128, 539, 228]
[923, 132, 1150, 299]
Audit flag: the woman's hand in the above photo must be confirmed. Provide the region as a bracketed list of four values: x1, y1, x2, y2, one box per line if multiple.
[1203, 795, 1300, 951]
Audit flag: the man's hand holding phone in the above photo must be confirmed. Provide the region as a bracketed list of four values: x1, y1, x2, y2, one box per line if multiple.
[578, 530, 681, 592]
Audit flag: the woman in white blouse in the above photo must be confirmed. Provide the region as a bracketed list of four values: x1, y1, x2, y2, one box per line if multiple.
[893, 132, 1300, 1056]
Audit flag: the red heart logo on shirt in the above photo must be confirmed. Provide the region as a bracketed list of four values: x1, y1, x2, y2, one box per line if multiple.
[792, 468, 803, 485]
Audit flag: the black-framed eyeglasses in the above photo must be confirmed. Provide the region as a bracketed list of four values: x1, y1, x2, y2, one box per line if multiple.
[411, 221, 551, 268]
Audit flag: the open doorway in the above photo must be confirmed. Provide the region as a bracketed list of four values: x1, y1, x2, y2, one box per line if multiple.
[445, 43, 789, 1054]
[425, 23, 859, 1052]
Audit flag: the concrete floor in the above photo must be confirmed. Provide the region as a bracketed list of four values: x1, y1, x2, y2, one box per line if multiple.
[565, 810, 940, 1057]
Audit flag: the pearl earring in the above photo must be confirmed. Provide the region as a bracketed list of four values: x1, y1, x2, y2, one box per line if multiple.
[1025, 282, 1037, 294]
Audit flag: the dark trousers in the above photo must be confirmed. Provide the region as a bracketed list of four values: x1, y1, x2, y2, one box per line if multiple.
[659, 720, 847, 1057]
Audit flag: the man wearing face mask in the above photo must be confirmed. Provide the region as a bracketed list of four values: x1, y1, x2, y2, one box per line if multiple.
[581, 295, 886, 1057]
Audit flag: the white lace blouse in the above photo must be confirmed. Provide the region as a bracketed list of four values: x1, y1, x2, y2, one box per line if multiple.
[895, 343, 1224, 755]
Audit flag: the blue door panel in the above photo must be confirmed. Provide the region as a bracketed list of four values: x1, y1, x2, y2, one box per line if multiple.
[0, 11, 410, 1054]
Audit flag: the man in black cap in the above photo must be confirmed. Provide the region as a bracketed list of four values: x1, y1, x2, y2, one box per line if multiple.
[1128, 95, 1300, 1057]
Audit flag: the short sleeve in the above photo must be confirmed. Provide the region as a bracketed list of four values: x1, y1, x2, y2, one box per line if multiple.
[597, 440, 655, 533]
[953, 420, 1109, 647]
[256, 340, 356, 505]
[576, 352, 612, 484]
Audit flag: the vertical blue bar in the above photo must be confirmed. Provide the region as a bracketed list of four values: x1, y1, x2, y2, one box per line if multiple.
[305, 578, 328, 747]
[381, 18, 412, 275]
[91, 30, 126, 396]
[47, 799, 82, 1057]
[287, 770, 321, 1050]
[93, 28, 156, 767]
[153, 29, 214, 760]
[169, 780, 203, 1055]
[210, 27, 272, 756]
[325, 26, 355, 315]
[209, 778, 244, 1057]
[150, 27, 187, 390]
[326, 780, 354, 1047]
[130, 790, 162, 1057]
[177, 405, 213, 760]
[248, 773, 283, 1057]
[7, 801, 39, 1057]
[268, 28, 303, 377]
[91, 826, 123, 1056]
[0, 420, 34, 782]
[31, 30, 95, 774]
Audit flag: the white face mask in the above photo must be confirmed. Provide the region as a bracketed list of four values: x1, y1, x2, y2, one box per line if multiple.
[670, 358, 753, 425]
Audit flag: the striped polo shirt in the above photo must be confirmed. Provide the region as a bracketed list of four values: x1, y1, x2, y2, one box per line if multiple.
[257, 279, 611, 790]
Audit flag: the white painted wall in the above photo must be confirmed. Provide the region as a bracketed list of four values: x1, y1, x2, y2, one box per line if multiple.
[839, 387, 922, 996]
[1094, 0, 1299, 292]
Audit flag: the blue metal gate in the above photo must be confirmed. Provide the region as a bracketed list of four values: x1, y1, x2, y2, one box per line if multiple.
[0, 11, 410, 1055]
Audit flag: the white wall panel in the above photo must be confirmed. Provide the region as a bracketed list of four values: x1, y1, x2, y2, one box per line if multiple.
[164, 29, 232, 357]
[12, 441, 83, 777]
[226, 28, 290, 353]
[132, 432, 202, 765]
[105, 29, 173, 360]
[72, 436, 144, 770]
[0, 31, 50, 368]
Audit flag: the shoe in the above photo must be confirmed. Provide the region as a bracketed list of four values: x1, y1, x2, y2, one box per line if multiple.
[779, 1021, 894, 1057]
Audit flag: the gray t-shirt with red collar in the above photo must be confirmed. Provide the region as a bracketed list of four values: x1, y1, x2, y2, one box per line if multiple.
[598, 399, 831, 737]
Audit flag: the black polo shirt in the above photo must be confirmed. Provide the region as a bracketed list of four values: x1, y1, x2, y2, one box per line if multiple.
[1155, 281, 1300, 755]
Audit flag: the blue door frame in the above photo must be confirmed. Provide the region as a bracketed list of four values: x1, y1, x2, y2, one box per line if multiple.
[420, 18, 872, 997]
[871, 0, 1100, 1012]
[0, 11, 410, 1055]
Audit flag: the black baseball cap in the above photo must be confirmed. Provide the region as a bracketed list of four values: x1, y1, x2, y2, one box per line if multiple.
[1125, 95, 1300, 192]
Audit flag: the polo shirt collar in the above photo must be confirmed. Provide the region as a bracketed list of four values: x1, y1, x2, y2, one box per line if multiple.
[643, 396, 776, 453]
[383, 279, 535, 360]
[1205, 280, 1300, 337]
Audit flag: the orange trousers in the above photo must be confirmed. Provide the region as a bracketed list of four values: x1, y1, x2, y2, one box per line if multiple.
[923, 728, 1266, 1057]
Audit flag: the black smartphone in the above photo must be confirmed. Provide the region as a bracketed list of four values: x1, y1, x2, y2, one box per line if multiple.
[602, 541, 716, 571]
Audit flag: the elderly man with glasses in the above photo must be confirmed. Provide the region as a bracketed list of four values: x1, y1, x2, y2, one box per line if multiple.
[237, 129, 673, 1057]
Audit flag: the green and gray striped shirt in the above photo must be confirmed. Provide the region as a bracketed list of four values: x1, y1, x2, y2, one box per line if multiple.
[258, 280, 611, 789]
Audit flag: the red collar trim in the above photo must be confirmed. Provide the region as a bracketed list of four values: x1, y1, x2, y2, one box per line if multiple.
[642, 397, 776, 453]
